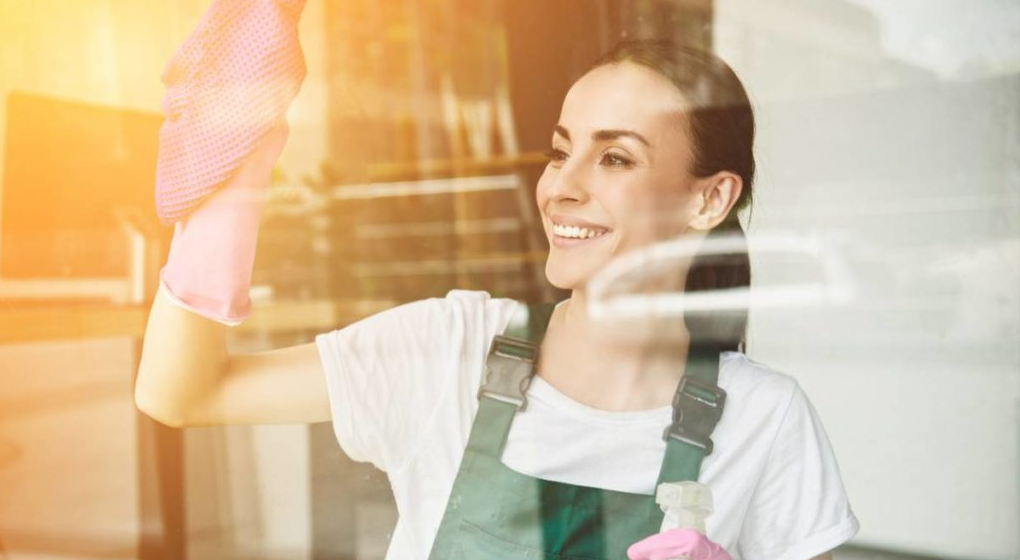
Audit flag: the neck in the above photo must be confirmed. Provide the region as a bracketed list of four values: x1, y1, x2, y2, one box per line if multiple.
[539, 288, 693, 411]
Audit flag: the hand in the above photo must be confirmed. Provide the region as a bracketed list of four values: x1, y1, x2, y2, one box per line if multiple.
[160, 121, 289, 325]
[627, 528, 733, 560]
[156, 0, 307, 223]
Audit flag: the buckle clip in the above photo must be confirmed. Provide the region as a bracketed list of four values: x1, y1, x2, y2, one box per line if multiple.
[479, 335, 538, 410]
[663, 376, 727, 455]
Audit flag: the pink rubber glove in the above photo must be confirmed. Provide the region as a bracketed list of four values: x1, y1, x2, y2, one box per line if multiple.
[154, 0, 306, 324]
[627, 528, 733, 560]
[159, 122, 288, 325]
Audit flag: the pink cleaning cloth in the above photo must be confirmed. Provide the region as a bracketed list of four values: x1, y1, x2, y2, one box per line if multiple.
[155, 0, 307, 225]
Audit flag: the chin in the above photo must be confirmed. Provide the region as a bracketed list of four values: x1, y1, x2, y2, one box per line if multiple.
[544, 255, 595, 292]
[545, 272, 577, 292]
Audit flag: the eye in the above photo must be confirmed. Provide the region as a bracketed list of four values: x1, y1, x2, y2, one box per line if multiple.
[544, 148, 569, 166]
[600, 151, 634, 168]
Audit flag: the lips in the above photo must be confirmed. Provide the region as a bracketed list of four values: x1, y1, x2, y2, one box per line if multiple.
[551, 214, 609, 230]
[552, 223, 609, 239]
[549, 214, 611, 241]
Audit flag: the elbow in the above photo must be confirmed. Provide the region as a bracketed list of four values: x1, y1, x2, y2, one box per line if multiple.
[134, 382, 189, 428]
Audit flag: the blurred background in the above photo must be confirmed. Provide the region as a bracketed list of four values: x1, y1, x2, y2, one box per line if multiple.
[0, 0, 1017, 559]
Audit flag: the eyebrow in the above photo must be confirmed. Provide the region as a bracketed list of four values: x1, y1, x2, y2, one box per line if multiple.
[554, 124, 651, 148]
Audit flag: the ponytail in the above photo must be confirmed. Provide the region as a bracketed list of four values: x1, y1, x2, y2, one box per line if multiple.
[684, 217, 750, 353]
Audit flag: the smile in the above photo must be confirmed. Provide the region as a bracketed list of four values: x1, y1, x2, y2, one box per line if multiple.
[552, 223, 610, 239]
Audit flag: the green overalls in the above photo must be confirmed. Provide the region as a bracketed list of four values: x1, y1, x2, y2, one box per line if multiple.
[427, 303, 727, 560]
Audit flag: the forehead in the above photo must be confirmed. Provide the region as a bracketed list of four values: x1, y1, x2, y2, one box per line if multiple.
[557, 62, 689, 142]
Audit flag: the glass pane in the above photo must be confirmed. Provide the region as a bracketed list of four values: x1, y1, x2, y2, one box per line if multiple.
[0, 1, 1015, 559]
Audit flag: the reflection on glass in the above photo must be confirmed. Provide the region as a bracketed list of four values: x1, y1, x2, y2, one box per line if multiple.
[0, 0, 1016, 559]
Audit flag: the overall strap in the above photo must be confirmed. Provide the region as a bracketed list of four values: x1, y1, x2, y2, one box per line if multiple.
[503, 301, 555, 342]
[471, 301, 556, 458]
[656, 345, 726, 484]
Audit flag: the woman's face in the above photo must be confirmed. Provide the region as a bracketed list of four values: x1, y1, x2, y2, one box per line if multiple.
[537, 61, 705, 291]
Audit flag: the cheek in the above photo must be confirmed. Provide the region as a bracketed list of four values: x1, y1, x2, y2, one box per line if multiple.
[535, 167, 554, 209]
[616, 177, 696, 241]
[656, 189, 694, 225]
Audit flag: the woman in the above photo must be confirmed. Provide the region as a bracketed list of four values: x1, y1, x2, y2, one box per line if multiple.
[137, 34, 859, 560]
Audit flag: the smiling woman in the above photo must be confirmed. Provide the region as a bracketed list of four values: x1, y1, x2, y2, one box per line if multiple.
[540, 42, 754, 352]
[135, 29, 858, 560]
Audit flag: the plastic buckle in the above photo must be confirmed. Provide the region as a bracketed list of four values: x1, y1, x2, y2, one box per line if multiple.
[478, 335, 538, 410]
[663, 376, 727, 455]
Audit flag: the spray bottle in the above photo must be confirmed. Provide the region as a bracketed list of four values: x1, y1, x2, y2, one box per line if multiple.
[655, 481, 714, 559]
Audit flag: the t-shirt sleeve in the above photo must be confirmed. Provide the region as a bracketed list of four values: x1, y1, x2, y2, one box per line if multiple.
[737, 381, 860, 560]
[314, 290, 515, 473]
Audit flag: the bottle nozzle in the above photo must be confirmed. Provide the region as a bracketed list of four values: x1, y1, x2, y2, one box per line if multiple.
[656, 481, 714, 534]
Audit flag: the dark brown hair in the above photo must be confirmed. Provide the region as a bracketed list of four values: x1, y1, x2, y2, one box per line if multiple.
[592, 40, 755, 352]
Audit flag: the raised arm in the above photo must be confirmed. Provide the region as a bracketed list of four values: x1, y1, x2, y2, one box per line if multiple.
[134, 0, 327, 428]
[135, 286, 329, 428]
[134, 123, 331, 428]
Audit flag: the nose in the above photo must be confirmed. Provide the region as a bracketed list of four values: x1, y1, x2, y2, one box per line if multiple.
[545, 158, 589, 204]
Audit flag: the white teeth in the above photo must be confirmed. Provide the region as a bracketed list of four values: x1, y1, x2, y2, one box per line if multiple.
[552, 223, 608, 239]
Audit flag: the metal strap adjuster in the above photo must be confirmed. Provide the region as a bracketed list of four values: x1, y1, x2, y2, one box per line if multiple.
[663, 376, 727, 455]
[478, 335, 538, 410]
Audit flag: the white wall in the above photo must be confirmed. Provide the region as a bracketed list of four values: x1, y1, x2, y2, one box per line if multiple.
[715, 1, 1020, 559]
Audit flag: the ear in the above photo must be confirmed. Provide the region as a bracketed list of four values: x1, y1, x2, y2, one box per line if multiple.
[689, 172, 743, 232]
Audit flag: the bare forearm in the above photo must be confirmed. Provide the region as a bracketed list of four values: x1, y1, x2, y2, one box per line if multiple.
[134, 283, 230, 426]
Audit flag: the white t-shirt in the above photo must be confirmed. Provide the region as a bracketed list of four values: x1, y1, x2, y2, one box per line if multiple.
[314, 290, 859, 560]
